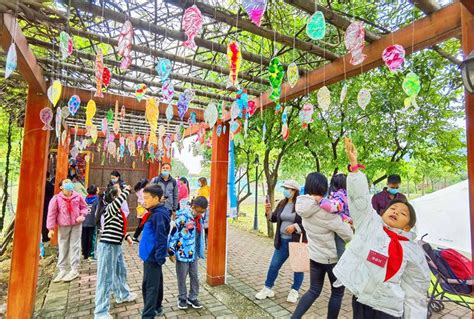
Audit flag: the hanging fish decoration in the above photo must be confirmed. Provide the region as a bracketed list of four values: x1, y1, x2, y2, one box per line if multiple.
[86, 99, 96, 127]
[118, 21, 134, 70]
[120, 105, 126, 122]
[340, 83, 348, 104]
[5, 43, 17, 79]
[262, 122, 266, 142]
[68, 95, 81, 116]
[90, 125, 98, 144]
[94, 49, 104, 98]
[40, 107, 54, 130]
[61, 105, 70, 121]
[268, 58, 285, 102]
[299, 103, 314, 129]
[217, 101, 223, 119]
[281, 107, 289, 141]
[102, 66, 111, 87]
[345, 21, 367, 65]
[230, 102, 240, 121]
[59, 31, 73, 60]
[106, 108, 114, 124]
[177, 92, 190, 121]
[227, 41, 242, 88]
[216, 124, 222, 137]
[166, 104, 173, 123]
[241, 0, 267, 26]
[70, 145, 79, 159]
[113, 101, 120, 135]
[287, 62, 299, 88]
[146, 98, 159, 145]
[248, 100, 256, 117]
[182, 5, 203, 50]
[184, 88, 195, 103]
[55, 107, 62, 139]
[135, 83, 147, 102]
[119, 136, 125, 159]
[274, 103, 282, 113]
[101, 117, 108, 135]
[161, 80, 175, 105]
[357, 88, 371, 110]
[402, 72, 421, 108]
[188, 111, 197, 126]
[306, 11, 326, 40]
[47, 80, 62, 108]
[136, 136, 143, 151]
[317, 86, 331, 111]
[382, 45, 406, 72]
[156, 58, 172, 82]
[236, 89, 249, 116]
[204, 102, 218, 129]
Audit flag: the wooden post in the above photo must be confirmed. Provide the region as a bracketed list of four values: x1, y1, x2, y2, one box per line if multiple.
[207, 121, 229, 286]
[148, 161, 160, 180]
[6, 88, 50, 318]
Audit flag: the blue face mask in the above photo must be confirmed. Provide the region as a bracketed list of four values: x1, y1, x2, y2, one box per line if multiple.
[283, 189, 293, 199]
[387, 188, 399, 195]
[63, 182, 74, 191]
[161, 170, 170, 177]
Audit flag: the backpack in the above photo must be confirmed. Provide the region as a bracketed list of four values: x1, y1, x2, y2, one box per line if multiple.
[439, 249, 472, 280]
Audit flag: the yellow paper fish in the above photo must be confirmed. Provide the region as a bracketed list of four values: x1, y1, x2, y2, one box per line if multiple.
[146, 98, 158, 145]
[86, 99, 96, 127]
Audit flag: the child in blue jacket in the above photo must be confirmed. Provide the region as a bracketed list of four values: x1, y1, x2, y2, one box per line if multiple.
[168, 196, 208, 310]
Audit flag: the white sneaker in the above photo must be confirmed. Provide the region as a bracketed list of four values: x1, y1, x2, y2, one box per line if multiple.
[52, 271, 67, 283]
[255, 287, 275, 300]
[62, 270, 79, 282]
[333, 279, 343, 288]
[286, 289, 298, 303]
[116, 292, 137, 304]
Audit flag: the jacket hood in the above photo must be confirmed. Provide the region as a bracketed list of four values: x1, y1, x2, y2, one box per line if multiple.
[85, 195, 98, 205]
[58, 191, 81, 200]
[149, 203, 168, 214]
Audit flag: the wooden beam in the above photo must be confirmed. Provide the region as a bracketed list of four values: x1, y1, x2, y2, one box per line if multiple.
[0, 14, 46, 93]
[412, 0, 441, 14]
[6, 87, 50, 318]
[164, 0, 338, 61]
[461, 0, 474, 15]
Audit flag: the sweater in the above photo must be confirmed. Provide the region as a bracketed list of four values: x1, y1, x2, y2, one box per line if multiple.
[268, 199, 306, 249]
[47, 191, 89, 230]
[100, 189, 130, 245]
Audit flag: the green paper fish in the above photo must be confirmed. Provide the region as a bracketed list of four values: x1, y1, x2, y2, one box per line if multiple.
[268, 58, 285, 102]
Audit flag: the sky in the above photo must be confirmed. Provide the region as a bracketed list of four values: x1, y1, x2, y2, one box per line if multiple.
[174, 137, 203, 174]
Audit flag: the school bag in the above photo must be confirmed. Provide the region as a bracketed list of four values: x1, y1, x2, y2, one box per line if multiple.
[439, 249, 472, 280]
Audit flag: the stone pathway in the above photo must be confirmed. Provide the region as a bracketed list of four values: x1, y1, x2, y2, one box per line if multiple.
[36, 226, 472, 318]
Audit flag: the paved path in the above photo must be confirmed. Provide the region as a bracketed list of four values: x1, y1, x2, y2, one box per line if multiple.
[36, 226, 472, 318]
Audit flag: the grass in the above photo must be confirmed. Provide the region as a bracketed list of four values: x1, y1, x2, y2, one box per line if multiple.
[229, 202, 272, 237]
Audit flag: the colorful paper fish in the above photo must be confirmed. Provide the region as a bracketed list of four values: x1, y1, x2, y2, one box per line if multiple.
[281, 108, 289, 141]
[106, 109, 114, 124]
[182, 5, 203, 50]
[345, 21, 367, 65]
[40, 107, 54, 130]
[101, 117, 108, 135]
[248, 100, 256, 117]
[236, 89, 249, 117]
[156, 58, 172, 82]
[306, 11, 326, 40]
[118, 21, 134, 70]
[95, 49, 104, 98]
[357, 88, 371, 110]
[90, 125, 98, 144]
[230, 102, 240, 121]
[59, 31, 73, 60]
[5, 43, 17, 79]
[47, 80, 62, 107]
[242, 0, 267, 26]
[113, 101, 120, 135]
[188, 112, 197, 126]
[146, 98, 159, 145]
[204, 102, 218, 129]
[120, 105, 126, 122]
[287, 62, 299, 88]
[86, 99, 96, 127]
[166, 104, 173, 123]
[402, 72, 421, 107]
[102, 67, 111, 87]
[55, 107, 62, 139]
[177, 93, 189, 121]
[161, 80, 175, 104]
[67, 95, 81, 116]
[340, 83, 348, 104]
[382, 45, 405, 72]
[299, 103, 314, 128]
[317, 86, 331, 111]
[61, 105, 70, 121]
[135, 83, 147, 102]
[227, 41, 242, 88]
[268, 58, 285, 102]
[184, 88, 195, 103]
[262, 122, 266, 142]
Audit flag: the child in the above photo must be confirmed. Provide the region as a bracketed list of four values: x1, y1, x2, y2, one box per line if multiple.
[47, 178, 89, 282]
[94, 184, 136, 319]
[333, 138, 430, 319]
[82, 185, 100, 260]
[168, 196, 208, 310]
[138, 184, 171, 318]
[132, 178, 149, 242]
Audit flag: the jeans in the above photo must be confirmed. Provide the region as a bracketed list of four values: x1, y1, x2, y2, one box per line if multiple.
[335, 234, 346, 258]
[291, 260, 345, 319]
[81, 227, 95, 259]
[352, 296, 401, 319]
[94, 242, 132, 317]
[265, 237, 304, 291]
[142, 261, 164, 319]
[57, 224, 82, 272]
[176, 260, 199, 301]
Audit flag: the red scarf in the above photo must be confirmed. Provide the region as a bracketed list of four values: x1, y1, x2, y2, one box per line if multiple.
[383, 226, 409, 282]
[120, 209, 128, 236]
[194, 215, 202, 233]
[63, 196, 74, 214]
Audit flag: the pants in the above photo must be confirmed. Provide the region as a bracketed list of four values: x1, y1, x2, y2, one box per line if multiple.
[94, 242, 131, 317]
[352, 296, 401, 319]
[91, 226, 97, 259]
[57, 224, 82, 272]
[291, 260, 345, 319]
[133, 218, 144, 239]
[142, 261, 164, 318]
[81, 227, 95, 259]
[265, 237, 304, 291]
[176, 260, 199, 301]
[335, 234, 346, 258]
[204, 228, 208, 249]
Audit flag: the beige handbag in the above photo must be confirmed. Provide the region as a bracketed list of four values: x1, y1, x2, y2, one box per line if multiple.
[288, 233, 310, 272]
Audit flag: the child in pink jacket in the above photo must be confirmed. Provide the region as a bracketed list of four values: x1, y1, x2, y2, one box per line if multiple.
[47, 178, 89, 282]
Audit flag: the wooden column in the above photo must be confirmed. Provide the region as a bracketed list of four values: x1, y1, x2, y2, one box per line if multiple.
[461, 4, 474, 272]
[207, 121, 229, 286]
[148, 161, 160, 180]
[7, 88, 50, 318]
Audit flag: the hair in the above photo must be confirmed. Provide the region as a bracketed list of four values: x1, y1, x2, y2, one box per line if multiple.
[104, 186, 119, 204]
[198, 177, 208, 186]
[304, 172, 328, 196]
[383, 199, 417, 228]
[193, 196, 209, 209]
[161, 163, 172, 169]
[180, 177, 190, 194]
[60, 178, 71, 186]
[46, 172, 51, 179]
[134, 178, 149, 192]
[87, 184, 98, 195]
[387, 174, 401, 185]
[143, 184, 164, 198]
[110, 170, 121, 178]
[329, 173, 347, 193]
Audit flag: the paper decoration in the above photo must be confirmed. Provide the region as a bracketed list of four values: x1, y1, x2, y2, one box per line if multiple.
[216, 124, 222, 137]
[86, 99, 96, 127]
[184, 88, 195, 103]
[146, 98, 159, 145]
[306, 11, 326, 40]
[242, 0, 266, 26]
[5, 43, 17, 79]
[94, 49, 104, 98]
[230, 120, 242, 136]
[402, 72, 421, 107]
[299, 103, 314, 128]
[345, 21, 367, 65]
[59, 31, 73, 59]
[204, 102, 218, 129]
[262, 122, 266, 142]
[382, 45, 405, 72]
[227, 41, 242, 88]
[317, 86, 331, 111]
[165, 104, 173, 123]
[107, 141, 116, 157]
[90, 125, 98, 144]
[71, 146, 79, 159]
[106, 109, 114, 124]
[287, 62, 299, 88]
[120, 105, 126, 122]
[274, 103, 282, 113]
[158, 125, 166, 138]
[177, 91, 191, 121]
[230, 102, 240, 121]
[135, 83, 147, 102]
[188, 112, 197, 126]
[357, 88, 371, 110]
[281, 107, 289, 141]
[228, 140, 237, 218]
[61, 105, 70, 120]
[61, 130, 68, 145]
[217, 101, 223, 119]
[161, 80, 174, 104]
[102, 67, 111, 87]
[40, 107, 53, 130]
[118, 21, 134, 70]
[236, 89, 249, 117]
[340, 83, 348, 104]
[268, 58, 285, 102]
[55, 107, 62, 139]
[47, 80, 62, 107]
[101, 117, 108, 134]
[156, 58, 172, 82]
[182, 5, 203, 50]
[136, 136, 143, 151]
[113, 101, 120, 135]
[68, 95, 81, 116]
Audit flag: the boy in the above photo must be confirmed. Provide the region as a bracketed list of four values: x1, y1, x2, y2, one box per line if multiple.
[82, 185, 100, 260]
[138, 184, 171, 318]
[168, 196, 208, 310]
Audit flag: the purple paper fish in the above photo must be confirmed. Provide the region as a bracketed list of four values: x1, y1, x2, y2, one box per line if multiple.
[177, 93, 189, 121]
[181, 5, 203, 49]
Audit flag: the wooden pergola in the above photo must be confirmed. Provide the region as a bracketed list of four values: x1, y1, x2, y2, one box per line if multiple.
[0, 0, 473, 317]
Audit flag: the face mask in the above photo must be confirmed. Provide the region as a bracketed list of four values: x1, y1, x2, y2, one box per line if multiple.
[63, 182, 74, 191]
[161, 170, 170, 177]
[111, 178, 119, 184]
[283, 189, 293, 199]
[387, 188, 399, 195]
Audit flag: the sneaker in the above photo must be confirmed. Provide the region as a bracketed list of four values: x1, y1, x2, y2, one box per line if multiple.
[155, 307, 164, 316]
[62, 270, 79, 282]
[187, 298, 203, 309]
[255, 287, 274, 300]
[177, 299, 188, 309]
[333, 279, 343, 288]
[286, 289, 299, 303]
[52, 271, 67, 283]
[116, 292, 137, 304]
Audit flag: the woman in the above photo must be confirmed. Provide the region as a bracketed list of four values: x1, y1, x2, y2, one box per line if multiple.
[291, 173, 353, 319]
[196, 177, 211, 243]
[255, 180, 306, 304]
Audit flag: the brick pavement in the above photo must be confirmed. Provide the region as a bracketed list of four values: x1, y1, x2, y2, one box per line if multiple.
[36, 226, 472, 318]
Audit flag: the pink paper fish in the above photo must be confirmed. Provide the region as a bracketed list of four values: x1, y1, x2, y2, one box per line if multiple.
[95, 49, 104, 97]
[382, 45, 405, 72]
[118, 21, 134, 70]
[345, 21, 366, 65]
[242, 0, 267, 26]
[181, 5, 203, 50]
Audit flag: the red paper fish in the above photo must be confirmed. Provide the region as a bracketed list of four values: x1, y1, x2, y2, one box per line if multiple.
[227, 41, 241, 88]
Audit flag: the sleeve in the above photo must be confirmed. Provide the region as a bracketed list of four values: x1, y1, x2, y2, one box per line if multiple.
[293, 215, 304, 234]
[371, 194, 381, 215]
[79, 196, 89, 217]
[46, 196, 58, 230]
[154, 213, 170, 265]
[347, 171, 374, 227]
[172, 181, 179, 211]
[326, 214, 353, 242]
[320, 198, 341, 214]
[269, 206, 279, 223]
[295, 195, 318, 219]
[168, 216, 182, 257]
[109, 189, 130, 216]
[401, 250, 431, 319]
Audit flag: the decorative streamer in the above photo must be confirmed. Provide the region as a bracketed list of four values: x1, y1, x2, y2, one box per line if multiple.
[281, 107, 289, 141]
[181, 5, 203, 50]
[55, 107, 62, 139]
[340, 83, 348, 104]
[227, 41, 242, 88]
[228, 139, 238, 218]
[118, 21, 134, 70]
[59, 31, 73, 59]
[113, 101, 120, 135]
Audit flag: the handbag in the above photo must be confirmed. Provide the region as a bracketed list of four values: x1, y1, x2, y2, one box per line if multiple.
[288, 233, 310, 272]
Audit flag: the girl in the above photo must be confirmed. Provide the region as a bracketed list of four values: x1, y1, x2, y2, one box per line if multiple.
[333, 138, 430, 319]
[255, 180, 306, 304]
[291, 173, 353, 319]
[47, 178, 89, 282]
[178, 176, 190, 208]
[132, 178, 149, 242]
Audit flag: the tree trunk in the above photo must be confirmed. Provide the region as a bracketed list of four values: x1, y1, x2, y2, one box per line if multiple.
[266, 179, 275, 238]
[0, 114, 13, 233]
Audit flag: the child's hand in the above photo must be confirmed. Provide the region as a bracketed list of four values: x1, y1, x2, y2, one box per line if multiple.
[76, 215, 85, 223]
[344, 138, 358, 167]
[169, 255, 176, 263]
[126, 236, 133, 245]
[48, 230, 54, 238]
[124, 185, 132, 191]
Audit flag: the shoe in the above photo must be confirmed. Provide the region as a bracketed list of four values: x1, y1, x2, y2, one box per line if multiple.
[116, 292, 137, 304]
[96, 314, 113, 319]
[255, 287, 274, 300]
[187, 298, 203, 309]
[286, 289, 299, 303]
[333, 279, 343, 288]
[155, 307, 164, 316]
[52, 271, 68, 283]
[177, 299, 188, 309]
[62, 270, 79, 282]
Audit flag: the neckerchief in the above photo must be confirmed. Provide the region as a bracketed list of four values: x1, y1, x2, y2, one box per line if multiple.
[383, 226, 409, 282]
